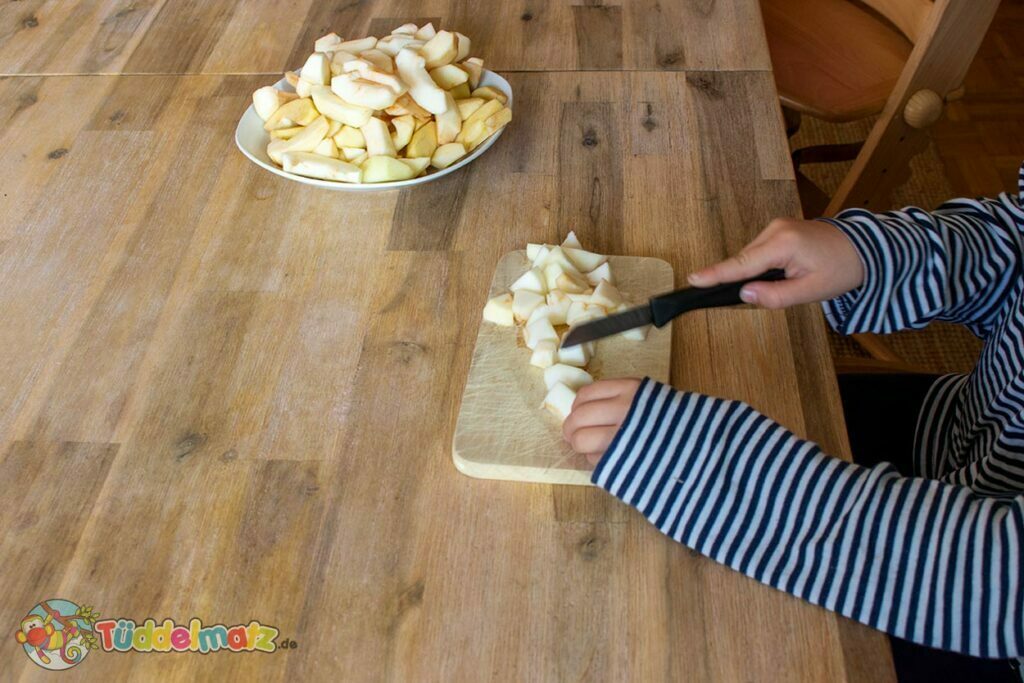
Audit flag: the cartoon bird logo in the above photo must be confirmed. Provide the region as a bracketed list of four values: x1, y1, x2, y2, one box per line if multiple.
[14, 600, 99, 670]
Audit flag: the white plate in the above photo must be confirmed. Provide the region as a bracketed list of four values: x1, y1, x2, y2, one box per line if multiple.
[234, 69, 512, 192]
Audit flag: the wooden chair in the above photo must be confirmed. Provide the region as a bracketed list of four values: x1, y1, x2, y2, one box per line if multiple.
[761, 0, 1000, 372]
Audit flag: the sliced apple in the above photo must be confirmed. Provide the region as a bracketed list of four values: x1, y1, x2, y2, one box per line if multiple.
[326, 119, 342, 137]
[284, 71, 300, 88]
[331, 73, 401, 110]
[391, 114, 416, 151]
[564, 246, 607, 272]
[590, 280, 623, 308]
[530, 340, 558, 369]
[333, 124, 365, 148]
[524, 317, 558, 350]
[541, 246, 579, 271]
[482, 292, 514, 326]
[406, 120, 438, 158]
[330, 50, 359, 75]
[399, 157, 430, 176]
[456, 97, 485, 119]
[391, 22, 418, 35]
[270, 125, 304, 139]
[376, 33, 419, 56]
[395, 48, 448, 115]
[562, 231, 582, 249]
[315, 32, 343, 53]
[421, 30, 458, 69]
[430, 64, 468, 89]
[295, 78, 313, 98]
[435, 93, 462, 145]
[301, 52, 332, 85]
[310, 85, 373, 128]
[543, 364, 594, 392]
[361, 155, 416, 183]
[545, 291, 571, 325]
[361, 116, 398, 158]
[557, 342, 590, 368]
[585, 262, 615, 286]
[267, 116, 330, 163]
[512, 290, 545, 322]
[462, 57, 484, 89]
[341, 59, 406, 92]
[337, 36, 377, 53]
[386, 92, 433, 119]
[281, 151, 361, 182]
[543, 383, 577, 422]
[471, 86, 508, 104]
[340, 146, 366, 161]
[264, 97, 318, 131]
[566, 301, 608, 326]
[415, 22, 436, 41]
[510, 267, 547, 294]
[464, 105, 511, 150]
[252, 86, 298, 121]
[454, 32, 472, 62]
[359, 48, 395, 73]
[313, 137, 339, 158]
[448, 82, 471, 100]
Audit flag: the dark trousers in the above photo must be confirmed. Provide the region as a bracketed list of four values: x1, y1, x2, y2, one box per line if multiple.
[838, 374, 1020, 683]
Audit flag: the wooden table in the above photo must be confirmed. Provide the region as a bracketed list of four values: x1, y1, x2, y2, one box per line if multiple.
[0, 2, 894, 680]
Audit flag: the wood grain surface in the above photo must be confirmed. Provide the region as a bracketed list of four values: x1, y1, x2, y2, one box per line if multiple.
[454, 252, 672, 485]
[0, 4, 894, 681]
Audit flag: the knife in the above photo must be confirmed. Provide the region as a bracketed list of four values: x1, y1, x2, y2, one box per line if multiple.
[560, 269, 786, 348]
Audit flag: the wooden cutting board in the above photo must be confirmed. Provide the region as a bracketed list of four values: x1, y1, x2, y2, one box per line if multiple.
[453, 251, 673, 485]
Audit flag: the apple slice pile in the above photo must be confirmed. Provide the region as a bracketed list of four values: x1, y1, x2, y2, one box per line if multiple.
[251, 23, 512, 184]
[482, 232, 650, 424]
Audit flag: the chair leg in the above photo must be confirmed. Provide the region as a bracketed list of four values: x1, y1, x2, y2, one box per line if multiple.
[852, 333, 903, 363]
[783, 107, 802, 138]
[795, 169, 831, 218]
[792, 142, 864, 168]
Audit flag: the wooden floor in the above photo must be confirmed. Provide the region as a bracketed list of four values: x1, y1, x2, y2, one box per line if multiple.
[931, 0, 1024, 197]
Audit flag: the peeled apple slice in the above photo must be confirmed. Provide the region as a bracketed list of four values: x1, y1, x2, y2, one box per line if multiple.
[471, 86, 508, 104]
[415, 22, 437, 41]
[510, 267, 547, 294]
[454, 32, 472, 62]
[252, 86, 298, 121]
[421, 30, 458, 69]
[267, 115, 330, 163]
[281, 152, 361, 183]
[391, 115, 416, 150]
[430, 64, 469, 89]
[399, 157, 430, 176]
[336, 36, 377, 53]
[395, 48, 448, 115]
[431, 142, 466, 169]
[301, 52, 332, 85]
[391, 22, 418, 35]
[456, 97, 485, 119]
[331, 73, 401, 110]
[557, 342, 590, 368]
[310, 85, 373, 128]
[361, 117, 398, 158]
[591, 280, 623, 308]
[530, 340, 558, 369]
[543, 383, 577, 422]
[462, 57, 483, 89]
[562, 231, 582, 249]
[435, 93, 462, 145]
[333, 125, 365, 148]
[315, 33, 343, 53]
[543, 364, 594, 391]
[359, 49, 394, 73]
[313, 137, 339, 158]
[524, 317, 558, 350]
[263, 97, 318, 131]
[482, 293, 514, 326]
[564, 247, 607, 272]
[361, 155, 415, 183]
[406, 120, 438, 158]
[512, 290, 544, 323]
[586, 262, 615, 286]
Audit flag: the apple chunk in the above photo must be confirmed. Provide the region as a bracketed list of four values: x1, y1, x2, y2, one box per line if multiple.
[267, 115, 330, 163]
[263, 97, 318, 131]
[311, 85, 373, 128]
[482, 293, 514, 326]
[301, 52, 332, 85]
[361, 155, 416, 183]
[510, 267, 547, 294]
[543, 383, 577, 422]
[390, 114, 416, 151]
[281, 152, 361, 182]
[406, 120, 438, 158]
[543, 364, 594, 391]
[530, 340, 559, 369]
[586, 262, 615, 286]
[395, 48, 448, 115]
[252, 86, 298, 121]
[430, 64, 468, 89]
[512, 290, 544, 322]
[360, 116, 398, 158]
[430, 142, 466, 169]
[420, 30, 458, 69]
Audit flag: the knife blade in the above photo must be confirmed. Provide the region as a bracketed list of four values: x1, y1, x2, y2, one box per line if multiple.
[560, 269, 785, 348]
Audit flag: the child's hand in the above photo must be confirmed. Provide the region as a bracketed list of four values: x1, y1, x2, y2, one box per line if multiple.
[687, 218, 865, 309]
[563, 378, 642, 465]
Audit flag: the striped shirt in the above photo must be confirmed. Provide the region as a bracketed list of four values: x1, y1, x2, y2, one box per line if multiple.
[592, 163, 1024, 658]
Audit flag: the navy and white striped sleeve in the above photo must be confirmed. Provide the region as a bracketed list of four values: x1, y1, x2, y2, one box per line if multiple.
[820, 179, 1023, 337]
[592, 378, 1024, 658]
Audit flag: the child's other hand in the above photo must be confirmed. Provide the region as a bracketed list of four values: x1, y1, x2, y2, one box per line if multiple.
[687, 218, 865, 309]
[563, 378, 642, 465]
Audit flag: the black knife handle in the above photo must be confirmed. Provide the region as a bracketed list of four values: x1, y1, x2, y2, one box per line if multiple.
[649, 269, 786, 328]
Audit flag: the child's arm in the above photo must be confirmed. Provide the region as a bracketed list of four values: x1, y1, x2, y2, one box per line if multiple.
[689, 171, 1024, 338]
[570, 379, 1024, 658]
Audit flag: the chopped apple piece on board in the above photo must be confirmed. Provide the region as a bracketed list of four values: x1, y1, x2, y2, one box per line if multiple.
[562, 231, 582, 249]
[511, 267, 547, 294]
[544, 365, 594, 392]
[399, 157, 430, 176]
[462, 57, 484, 89]
[471, 86, 508, 104]
[512, 290, 545, 322]
[530, 340, 558, 369]
[315, 32, 343, 53]
[564, 247, 607, 272]
[361, 155, 416, 182]
[586, 262, 615, 286]
[391, 114, 416, 151]
[430, 64, 469, 89]
[431, 142, 466, 169]
[391, 22, 418, 35]
[407, 120, 438, 158]
[301, 52, 332, 85]
[543, 383, 577, 422]
[421, 30, 459, 68]
[557, 342, 590, 368]
[415, 22, 437, 41]
[526, 243, 548, 262]
[333, 125, 366, 148]
[591, 280, 623, 308]
[281, 152, 361, 183]
[524, 317, 558, 350]
[566, 301, 607, 326]
[264, 97, 318, 131]
[482, 293, 514, 326]
[361, 116, 398, 158]
[252, 86, 298, 121]
[396, 48, 448, 114]
[311, 85, 373, 127]
[541, 246, 579, 271]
